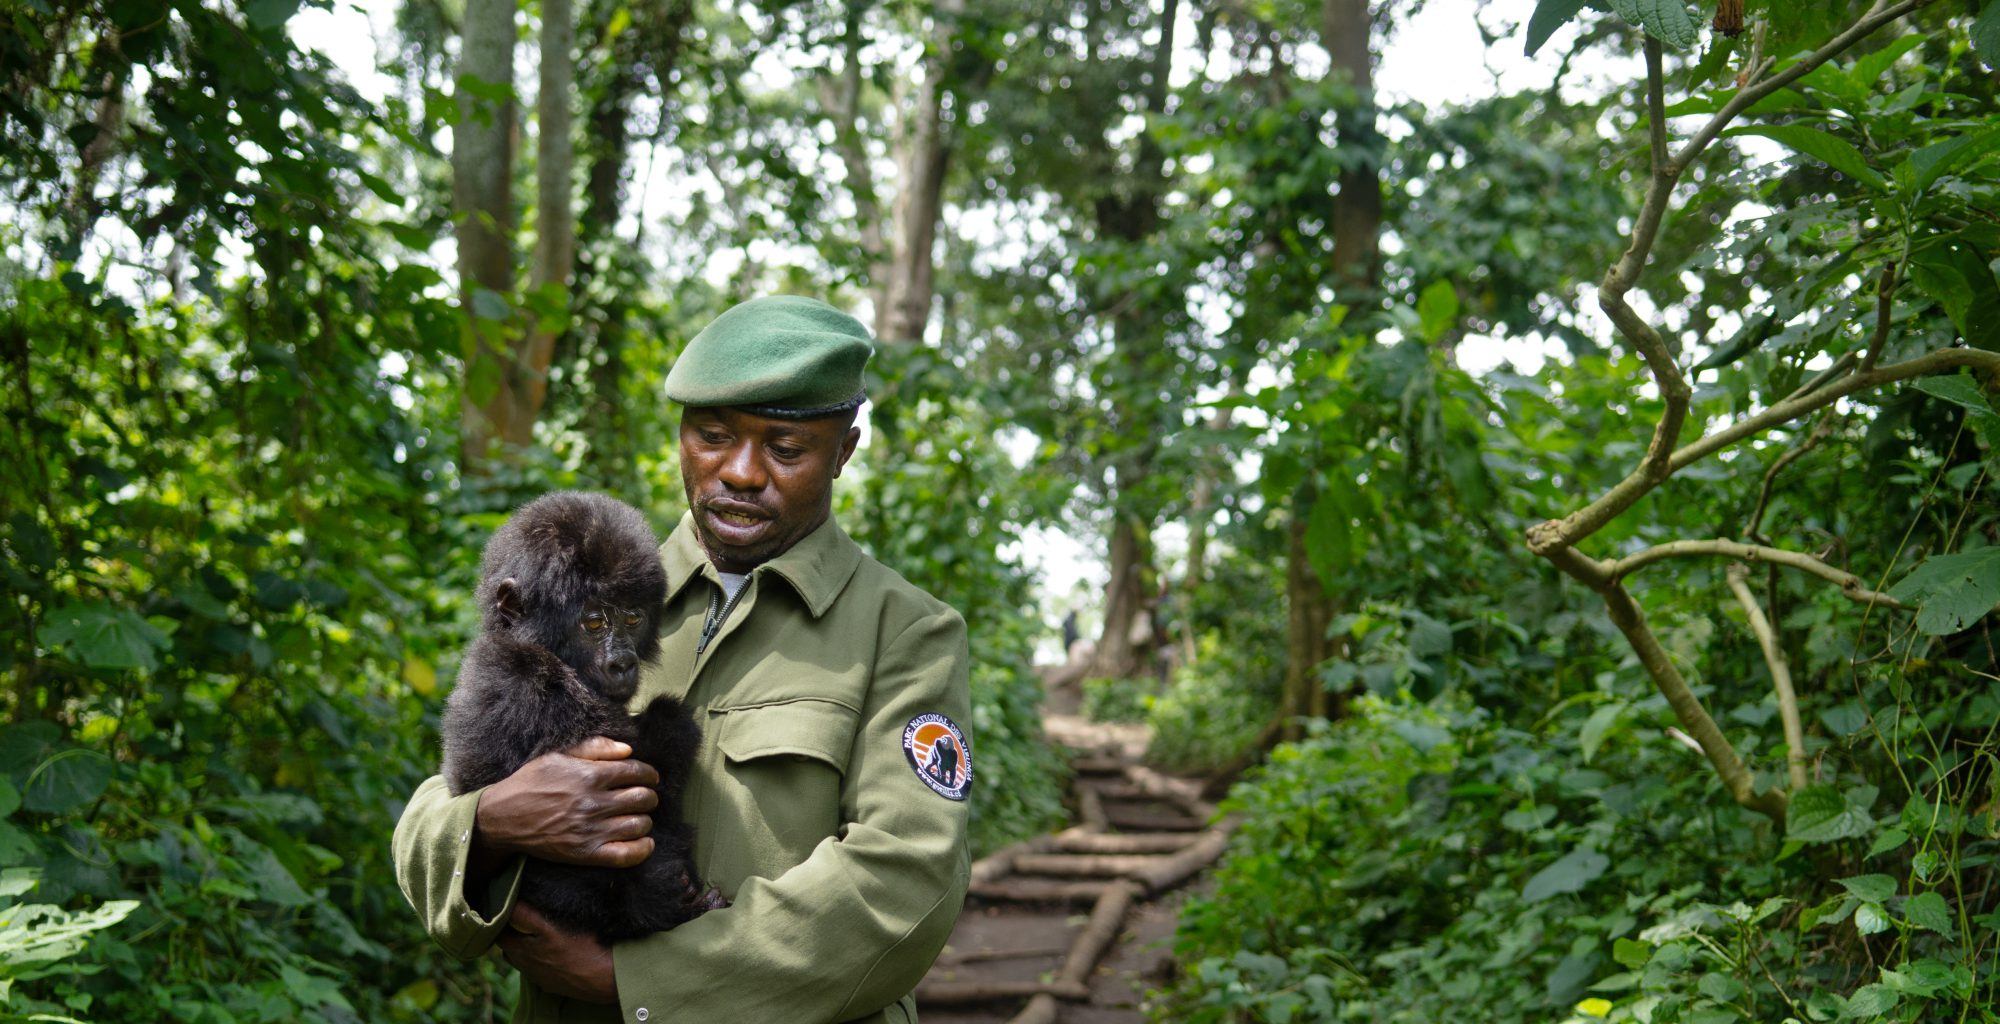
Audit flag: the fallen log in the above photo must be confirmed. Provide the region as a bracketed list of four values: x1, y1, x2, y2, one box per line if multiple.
[1134, 822, 1236, 895]
[1006, 993, 1060, 1024]
[1057, 880, 1138, 988]
[1052, 831, 1196, 855]
[936, 944, 1071, 966]
[969, 878, 1114, 904]
[1103, 806, 1204, 832]
[915, 979, 1091, 1005]
[1077, 785, 1110, 831]
[969, 833, 1060, 887]
[1013, 852, 1170, 879]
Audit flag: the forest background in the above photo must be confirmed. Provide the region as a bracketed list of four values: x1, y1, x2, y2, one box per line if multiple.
[5, 0, 2000, 1021]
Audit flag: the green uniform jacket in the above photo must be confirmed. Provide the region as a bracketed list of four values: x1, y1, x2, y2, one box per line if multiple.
[392, 512, 973, 1024]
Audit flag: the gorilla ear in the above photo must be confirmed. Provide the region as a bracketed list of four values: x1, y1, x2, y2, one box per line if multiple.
[492, 578, 522, 625]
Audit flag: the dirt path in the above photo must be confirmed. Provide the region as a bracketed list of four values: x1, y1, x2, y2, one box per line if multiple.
[918, 710, 1230, 1024]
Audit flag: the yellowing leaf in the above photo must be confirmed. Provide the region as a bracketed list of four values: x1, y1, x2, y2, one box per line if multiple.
[402, 657, 438, 697]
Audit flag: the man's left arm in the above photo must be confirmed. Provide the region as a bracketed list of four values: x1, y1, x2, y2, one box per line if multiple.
[610, 605, 973, 1023]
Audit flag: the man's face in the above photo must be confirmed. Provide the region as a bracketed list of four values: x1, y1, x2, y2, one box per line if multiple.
[678, 406, 861, 573]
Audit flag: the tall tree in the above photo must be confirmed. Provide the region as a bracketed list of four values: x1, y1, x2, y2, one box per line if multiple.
[874, 0, 962, 345]
[455, 0, 520, 472]
[1280, 0, 1380, 735]
[522, 0, 576, 439]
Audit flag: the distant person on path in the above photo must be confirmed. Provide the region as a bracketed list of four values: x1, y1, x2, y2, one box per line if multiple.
[393, 295, 974, 1023]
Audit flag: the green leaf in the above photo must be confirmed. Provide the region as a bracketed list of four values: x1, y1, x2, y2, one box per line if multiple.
[1855, 901, 1892, 936]
[1838, 873, 1897, 903]
[1913, 374, 2000, 447]
[1848, 35, 1926, 87]
[21, 749, 113, 815]
[1887, 547, 2000, 635]
[1820, 702, 1870, 737]
[470, 287, 512, 321]
[39, 603, 169, 672]
[1610, 0, 1699, 48]
[1731, 125, 1888, 191]
[0, 776, 17, 819]
[1579, 701, 1626, 763]
[1901, 125, 2000, 193]
[1788, 784, 1875, 843]
[244, 0, 302, 30]
[1525, 0, 1591, 56]
[1866, 827, 1910, 858]
[1903, 891, 1953, 935]
[1975, 3, 2000, 69]
[1521, 845, 1609, 902]
[1416, 280, 1459, 343]
[1698, 972, 1744, 1002]
[1612, 937, 1651, 969]
[1843, 983, 1898, 1017]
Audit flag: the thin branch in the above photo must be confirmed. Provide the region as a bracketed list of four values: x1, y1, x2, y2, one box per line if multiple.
[1727, 562, 1810, 792]
[1859, 260, 1900, 373]
[1608, 537, 1907, 609]
[1746, 413, 1833, 542]
[1534, 346, 2000, 555]
[1604, 578, 1788, 819]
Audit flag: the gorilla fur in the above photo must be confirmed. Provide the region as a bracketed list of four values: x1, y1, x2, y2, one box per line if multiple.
[441, 491, 716, 942]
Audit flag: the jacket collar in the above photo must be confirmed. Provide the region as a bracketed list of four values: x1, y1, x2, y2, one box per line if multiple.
[661, 510, 863, 618]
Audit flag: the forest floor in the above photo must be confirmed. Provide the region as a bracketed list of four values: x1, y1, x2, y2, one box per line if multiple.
[918, 690, 1227, 1024]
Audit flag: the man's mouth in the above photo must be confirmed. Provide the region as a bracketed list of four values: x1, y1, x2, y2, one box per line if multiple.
[704, 502, 773, 542]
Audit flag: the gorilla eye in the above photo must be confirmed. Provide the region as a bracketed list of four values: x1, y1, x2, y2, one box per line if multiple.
[623, 612, 641, 626]
[582, 612, 607, 633]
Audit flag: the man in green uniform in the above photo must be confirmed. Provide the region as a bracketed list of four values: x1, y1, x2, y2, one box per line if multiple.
[392, 295, 973, 1023]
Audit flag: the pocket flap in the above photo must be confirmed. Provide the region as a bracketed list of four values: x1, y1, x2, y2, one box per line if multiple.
[715, 699, 857, 775]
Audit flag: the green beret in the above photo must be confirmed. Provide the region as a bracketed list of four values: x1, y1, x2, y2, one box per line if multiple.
[665, 295, 874, 418]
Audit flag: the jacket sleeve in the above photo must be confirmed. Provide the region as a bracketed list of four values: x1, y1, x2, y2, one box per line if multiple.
[390, 775, 529, 961]
[611, 606, 973, 1023]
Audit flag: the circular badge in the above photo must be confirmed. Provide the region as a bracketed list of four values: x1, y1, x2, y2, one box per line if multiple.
[902, 713, 972, 801]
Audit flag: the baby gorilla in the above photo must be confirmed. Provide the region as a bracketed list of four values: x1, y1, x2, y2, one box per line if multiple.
[441, 491, 718, 942]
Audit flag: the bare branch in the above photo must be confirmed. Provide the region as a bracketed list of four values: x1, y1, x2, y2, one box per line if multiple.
[1602, 578, 1788, 819]
[1746, 414, 1833, 542]
[1727, 562, 1810, 792]
[1534, 347, 2000, 555]
[1859, 261, 1899, 373]
[1608, 538, 1907, 609]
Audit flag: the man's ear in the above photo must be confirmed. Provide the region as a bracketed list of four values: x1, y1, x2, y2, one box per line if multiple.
[492, 578, 522, 625]
[833, 425, 861, 477]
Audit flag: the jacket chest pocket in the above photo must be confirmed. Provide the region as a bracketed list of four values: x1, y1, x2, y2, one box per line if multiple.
[704, 698, 858, 882]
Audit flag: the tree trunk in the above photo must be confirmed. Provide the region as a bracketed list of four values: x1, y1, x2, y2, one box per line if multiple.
[1278, 0, 1381, 726]
[1086, 513, 1156, 681]
[1083, 0, 1180, 682]
[1282, 483, 1337, 740]
[512, 0, 575, 449]
[820, 2, 889, 307]
[874, 0, 959, 345]
[455, 0, 519, 473]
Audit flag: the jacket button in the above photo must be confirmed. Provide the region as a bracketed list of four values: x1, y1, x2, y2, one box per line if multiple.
[635, 1009, 649, 1021]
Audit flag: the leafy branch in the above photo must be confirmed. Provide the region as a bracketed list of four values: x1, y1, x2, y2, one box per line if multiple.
[1521, 0, 1987, 822]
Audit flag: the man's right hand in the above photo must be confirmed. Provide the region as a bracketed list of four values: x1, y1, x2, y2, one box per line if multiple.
[473, 737, 661, 870]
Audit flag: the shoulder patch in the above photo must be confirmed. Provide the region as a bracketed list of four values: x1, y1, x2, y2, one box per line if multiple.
[902, 713, 971, 801]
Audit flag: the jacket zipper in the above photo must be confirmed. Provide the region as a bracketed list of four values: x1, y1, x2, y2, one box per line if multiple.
[696, 576, 751, 657]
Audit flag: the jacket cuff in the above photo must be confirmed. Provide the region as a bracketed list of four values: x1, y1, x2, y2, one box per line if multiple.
[424, 787, 528, 959]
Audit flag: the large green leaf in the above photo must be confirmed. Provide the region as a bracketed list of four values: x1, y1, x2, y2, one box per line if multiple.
[1521, 845, 1609, 902]
[1787, 784, 1875, 843]
[1903, 891, 1954, 935]
[1911, 373, 2000, 447]
[38, 603, 169, 672]
[1731, 125, 1888, 192]
[1971, 2, 2000, 70]
[1888, 547, 2000, 635]
[1609, 0, 1699, 49]
[1524, 0, 1592, 56]
[1900, 124, 2000, 193]
[21, 749, 113, 815]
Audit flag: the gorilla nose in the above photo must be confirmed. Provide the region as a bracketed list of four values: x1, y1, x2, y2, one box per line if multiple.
[608, 652, 638, 686]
